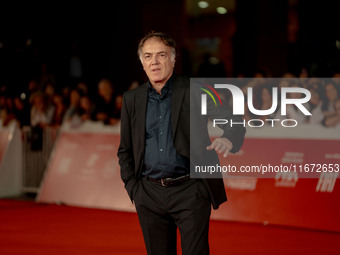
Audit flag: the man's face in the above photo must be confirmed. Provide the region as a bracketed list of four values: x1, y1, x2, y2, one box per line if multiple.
[141, 37, 175, 86]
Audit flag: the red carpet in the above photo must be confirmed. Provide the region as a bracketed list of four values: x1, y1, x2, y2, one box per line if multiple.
[0, 199, 339, 254]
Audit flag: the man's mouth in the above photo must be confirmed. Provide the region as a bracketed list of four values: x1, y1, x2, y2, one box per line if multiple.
[151, 68, 161, 72]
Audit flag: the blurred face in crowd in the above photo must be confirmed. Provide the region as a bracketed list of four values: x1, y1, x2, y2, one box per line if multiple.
[0, 95, 6, 107]
[325, 83, 338, 102]
[14, 97, 24, 110]
[70, 90, 80, 105]
[335, 100, 340, 115]
[140, 37, 175, 87]
[33, 95, 45, 111]
[80, 96, 91, 111]
[28, 80, 38, 92]
[310, 88, 320, 106]
[45, 83, 55, 97]
[115, 95, 123, 111]
[98, 80, 113, 100]
[261, 88, 272, 105]
[289, 84, 302, 99]
[53, 94, 63, 105]
[77, 82, 88, 95]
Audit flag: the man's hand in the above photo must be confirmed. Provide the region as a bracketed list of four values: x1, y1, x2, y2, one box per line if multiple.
[206, 137, 233, 157]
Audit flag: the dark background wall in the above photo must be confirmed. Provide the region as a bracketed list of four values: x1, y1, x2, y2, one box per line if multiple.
[0, 0, 339, 95]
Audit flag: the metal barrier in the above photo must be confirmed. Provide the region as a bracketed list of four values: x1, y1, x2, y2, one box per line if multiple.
[22, 126, 59, 193]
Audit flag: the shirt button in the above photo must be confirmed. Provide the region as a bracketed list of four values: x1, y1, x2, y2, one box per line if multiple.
[160, 131, 163, 135]
[159, 116, 162, 119]
[160, 149, 163, 152]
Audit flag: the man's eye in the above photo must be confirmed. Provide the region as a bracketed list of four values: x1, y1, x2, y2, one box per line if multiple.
[145, 55, 151, 60]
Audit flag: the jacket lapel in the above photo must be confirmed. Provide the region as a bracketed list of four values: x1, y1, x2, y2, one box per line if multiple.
[135, 84, 148, 153]
[171, 76, 185, 138]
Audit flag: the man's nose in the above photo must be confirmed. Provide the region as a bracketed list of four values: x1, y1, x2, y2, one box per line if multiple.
[151, 55, 160, 64]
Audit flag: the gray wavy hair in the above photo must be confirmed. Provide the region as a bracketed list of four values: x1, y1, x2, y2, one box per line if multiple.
[137, 31, 176, 62]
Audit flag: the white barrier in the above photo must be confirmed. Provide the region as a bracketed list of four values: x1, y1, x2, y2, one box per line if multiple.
[37, 121, 134, 212]
[22, 126, 59, 193]
[0, 121, 22, 198]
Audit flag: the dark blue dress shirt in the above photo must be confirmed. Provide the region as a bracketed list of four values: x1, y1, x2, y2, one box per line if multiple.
[143, 76, 190, 179]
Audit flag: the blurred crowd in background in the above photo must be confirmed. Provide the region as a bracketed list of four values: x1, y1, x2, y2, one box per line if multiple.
[1, 63, 340, 130]
[239, 74, 340, 128]
[1, 1, 340, 130]
[0, 74, 138, 129]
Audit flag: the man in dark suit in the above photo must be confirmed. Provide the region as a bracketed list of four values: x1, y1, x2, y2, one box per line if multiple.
[118, 32, 245, 255]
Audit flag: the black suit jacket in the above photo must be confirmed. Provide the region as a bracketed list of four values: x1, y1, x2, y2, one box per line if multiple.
[118, 74, 245, 209]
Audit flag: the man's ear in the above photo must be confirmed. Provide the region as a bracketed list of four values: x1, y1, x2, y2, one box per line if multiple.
[172, 59, 176, 68]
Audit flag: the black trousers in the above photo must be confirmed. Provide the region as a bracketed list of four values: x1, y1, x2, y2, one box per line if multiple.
[133, 177, 211, 255]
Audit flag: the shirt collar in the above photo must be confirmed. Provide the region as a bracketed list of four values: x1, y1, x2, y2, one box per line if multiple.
[148, 74, 173, 96]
